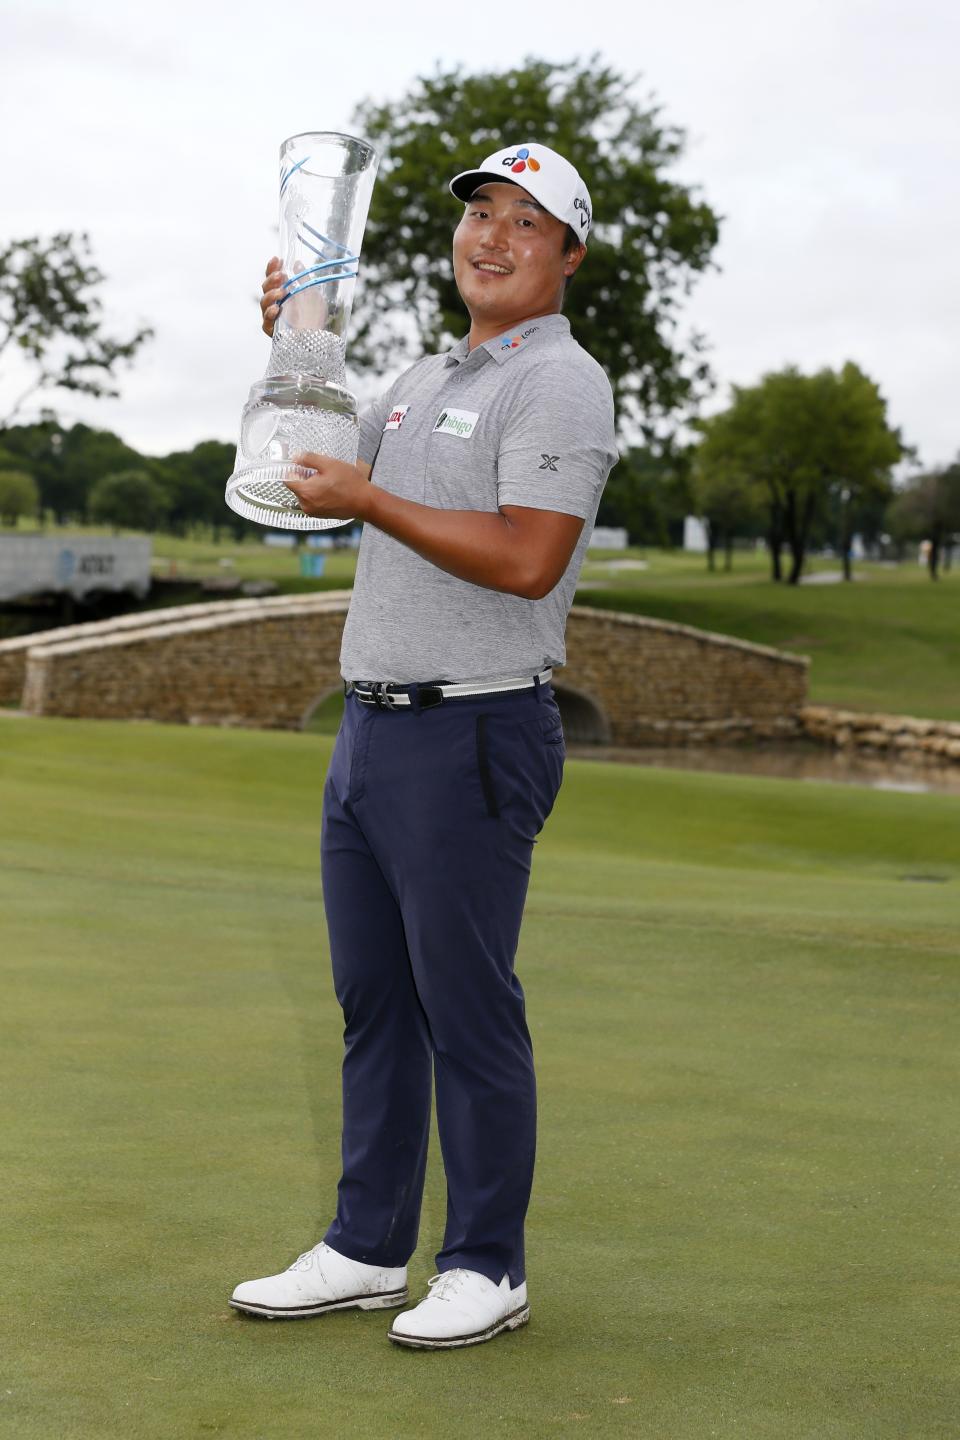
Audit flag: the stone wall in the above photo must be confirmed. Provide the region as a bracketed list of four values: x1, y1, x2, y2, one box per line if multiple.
[11, 596, 957, 771]
[20, 594, 351, 729]
[0, 591, 351, 706]
[800, 705, 960, 767]
[563, 605, 808, 744]
[12, 593, 811, 741]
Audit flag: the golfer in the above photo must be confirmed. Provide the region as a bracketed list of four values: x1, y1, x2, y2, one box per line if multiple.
[230, 141, 618, 1349]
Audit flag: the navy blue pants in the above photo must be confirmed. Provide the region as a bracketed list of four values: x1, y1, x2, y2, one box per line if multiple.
[319, 679, 565, 1288]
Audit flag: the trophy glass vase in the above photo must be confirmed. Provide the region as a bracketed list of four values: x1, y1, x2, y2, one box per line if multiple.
[225, 131, 379, 530]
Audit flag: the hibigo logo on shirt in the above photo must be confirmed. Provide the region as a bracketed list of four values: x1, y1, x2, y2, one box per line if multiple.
[432, 409, 479, 439]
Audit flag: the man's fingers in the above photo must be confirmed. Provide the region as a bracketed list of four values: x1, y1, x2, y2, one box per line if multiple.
[261, 259, 287, 318]
[290, 453, 322, 472]
[260, 263, 289, 336]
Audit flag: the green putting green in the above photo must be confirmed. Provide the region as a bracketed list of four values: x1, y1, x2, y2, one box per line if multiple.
[1, 716, 957, 1439]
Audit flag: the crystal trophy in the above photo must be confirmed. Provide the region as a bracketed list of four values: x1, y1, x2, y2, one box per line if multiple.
[225, 131, 379, 530]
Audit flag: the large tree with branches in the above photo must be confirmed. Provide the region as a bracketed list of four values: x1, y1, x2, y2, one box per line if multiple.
[349, 56, 721, 447]
[694, 363, 906, 583]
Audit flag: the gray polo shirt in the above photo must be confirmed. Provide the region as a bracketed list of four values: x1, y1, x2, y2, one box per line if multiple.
[339, 312, 618, 683]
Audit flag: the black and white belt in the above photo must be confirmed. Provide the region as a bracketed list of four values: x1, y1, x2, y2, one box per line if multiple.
[346, 668, 552, 710]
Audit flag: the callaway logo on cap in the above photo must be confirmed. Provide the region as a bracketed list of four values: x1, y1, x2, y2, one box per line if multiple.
[449, 143, 593, 243]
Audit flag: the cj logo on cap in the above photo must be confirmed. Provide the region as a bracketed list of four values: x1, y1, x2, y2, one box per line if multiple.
[433, 408, 479, 439]
[501, 146, 541, 175]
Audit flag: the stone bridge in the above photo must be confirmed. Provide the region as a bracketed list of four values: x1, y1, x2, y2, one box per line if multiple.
[0, 592, 809, 745]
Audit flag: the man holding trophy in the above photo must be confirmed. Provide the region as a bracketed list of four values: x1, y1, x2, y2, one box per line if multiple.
[229, 138, 617, 1349]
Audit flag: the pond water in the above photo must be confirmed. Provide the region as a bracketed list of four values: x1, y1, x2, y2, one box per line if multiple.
[305, 691, 959, 797]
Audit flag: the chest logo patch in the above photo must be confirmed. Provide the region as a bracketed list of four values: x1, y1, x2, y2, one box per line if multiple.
[384, 405, 410, 431]
[433, 408, 479, 439]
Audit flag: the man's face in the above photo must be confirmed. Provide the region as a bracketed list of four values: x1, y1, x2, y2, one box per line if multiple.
[452, 182, 584, 325]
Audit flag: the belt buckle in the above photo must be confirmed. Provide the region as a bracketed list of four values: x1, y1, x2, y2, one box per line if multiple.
[374, 682, 408, 710]
[417, 685, 443, 710]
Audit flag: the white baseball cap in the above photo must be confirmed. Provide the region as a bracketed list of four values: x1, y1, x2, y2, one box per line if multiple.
[449, 142, 593, 244]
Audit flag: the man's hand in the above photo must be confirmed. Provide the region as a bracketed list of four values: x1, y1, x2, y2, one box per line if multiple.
[285, 453, 373, 521]
[260, 256, 286, 338]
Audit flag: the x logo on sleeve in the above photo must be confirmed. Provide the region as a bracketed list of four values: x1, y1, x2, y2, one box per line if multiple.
[539, 454, 560, 471]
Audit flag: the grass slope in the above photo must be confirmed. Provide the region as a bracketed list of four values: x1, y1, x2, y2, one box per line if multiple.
[576, 550, 960, 721]
[1, 716, 958, 1439]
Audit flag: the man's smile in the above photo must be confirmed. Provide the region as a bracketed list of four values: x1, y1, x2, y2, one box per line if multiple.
[472, 260, 513, 275]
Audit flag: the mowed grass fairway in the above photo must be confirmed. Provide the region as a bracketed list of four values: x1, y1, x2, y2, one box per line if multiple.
[2, 717, 958, 1439]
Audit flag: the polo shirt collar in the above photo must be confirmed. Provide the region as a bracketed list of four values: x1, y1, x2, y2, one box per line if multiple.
[442, 333, 473, 368]
[442, 313, 570, 368]
[484, 313, 570, 364]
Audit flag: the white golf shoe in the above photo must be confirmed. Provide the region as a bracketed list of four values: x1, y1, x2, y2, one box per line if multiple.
[387, 1268, 530, 1349]
[229, 1241, 408, 1319]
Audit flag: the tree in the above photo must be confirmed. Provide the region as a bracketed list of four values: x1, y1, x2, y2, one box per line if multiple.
[0, 233, 153, 425]
[817, 366, 907, 580]
[55, 424, 144, 524]
[689, 447, 765, 571]
[350, 56, 721, 445]
[0, 419, 239, 533]
[596, 444, 692, 546]
[819, 480, 891, 561]
[0, 418, 139, 524]
[0, 468, 39, 527]
[88, 469, 168, 533]
[0, 418, 67, 523]
[886, 462, 960, 579]
[155, 440, 237, 538]
[694, 363, 905, 583]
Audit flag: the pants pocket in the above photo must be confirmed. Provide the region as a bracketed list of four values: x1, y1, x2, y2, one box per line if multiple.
[475, 714, 500, 818]
[474, 709, 564, 832]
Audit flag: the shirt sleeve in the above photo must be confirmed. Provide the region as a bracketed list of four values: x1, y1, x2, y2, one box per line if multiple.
[496, 358, 619, 519]
[357, 387, 396, 467]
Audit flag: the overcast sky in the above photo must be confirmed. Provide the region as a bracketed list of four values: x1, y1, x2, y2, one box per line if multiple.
[2, 0, 957, 468]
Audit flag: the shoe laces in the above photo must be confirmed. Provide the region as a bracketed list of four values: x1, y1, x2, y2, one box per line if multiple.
[426, 1269, 468, 1301]
[288, 1243, 327, 1273]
